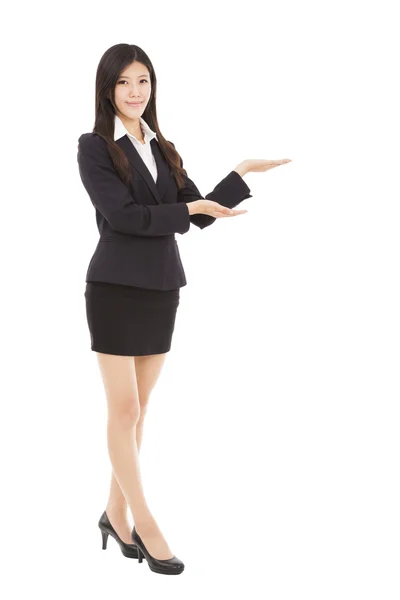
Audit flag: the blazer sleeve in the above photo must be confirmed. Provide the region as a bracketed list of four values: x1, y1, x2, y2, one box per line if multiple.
[77, 133, 191, 237]
[169, 141, 253, 230]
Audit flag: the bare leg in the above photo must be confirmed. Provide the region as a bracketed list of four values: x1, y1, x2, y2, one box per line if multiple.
[97, 351, 173, 559]
[105, 353, 166, 542]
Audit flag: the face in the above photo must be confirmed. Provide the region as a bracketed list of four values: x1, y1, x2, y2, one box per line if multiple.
[114, 61, 151, 122]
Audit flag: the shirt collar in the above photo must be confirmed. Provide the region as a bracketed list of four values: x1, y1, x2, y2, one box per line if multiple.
[114, 113, 158, 144]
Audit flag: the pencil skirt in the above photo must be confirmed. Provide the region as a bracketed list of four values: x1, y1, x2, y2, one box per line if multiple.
[84, 281, 180, 356]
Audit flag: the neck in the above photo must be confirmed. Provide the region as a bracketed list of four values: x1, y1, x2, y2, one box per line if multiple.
[119, 114, 144, 141]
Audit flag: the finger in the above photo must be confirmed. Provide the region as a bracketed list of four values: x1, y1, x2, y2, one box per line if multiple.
[215, 210, 247, 217]
[214, 211, 235, 218]
[218, 206, 233, 214]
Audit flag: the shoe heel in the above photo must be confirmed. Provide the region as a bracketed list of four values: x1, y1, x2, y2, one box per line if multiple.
[137, 547, 144, 563]
[101, 531, 109, 549]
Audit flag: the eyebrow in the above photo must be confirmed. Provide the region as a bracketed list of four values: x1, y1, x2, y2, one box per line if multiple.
[119, 74, 149, 79]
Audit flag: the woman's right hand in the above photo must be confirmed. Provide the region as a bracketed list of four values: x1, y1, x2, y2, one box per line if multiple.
[186, 199, 248, 218]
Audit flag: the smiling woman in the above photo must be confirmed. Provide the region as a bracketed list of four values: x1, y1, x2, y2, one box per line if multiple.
[79, 43, 192, 575]
[78, 41, 255, 577]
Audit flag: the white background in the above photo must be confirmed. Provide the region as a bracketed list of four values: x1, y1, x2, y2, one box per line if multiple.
[2, 0, 399, 598]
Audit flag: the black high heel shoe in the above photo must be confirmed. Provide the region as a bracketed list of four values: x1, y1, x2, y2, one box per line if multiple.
[131, 526, 185, 575]
[98, 511, 139, 559]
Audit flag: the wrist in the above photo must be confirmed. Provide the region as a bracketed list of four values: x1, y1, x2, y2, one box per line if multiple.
[233, 163, 247, 178]
[186, 201, 200, 215]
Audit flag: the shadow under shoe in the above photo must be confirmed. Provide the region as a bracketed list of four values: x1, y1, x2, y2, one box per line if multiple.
[131, 526, 185, 575]
[98, 510, 139, 559]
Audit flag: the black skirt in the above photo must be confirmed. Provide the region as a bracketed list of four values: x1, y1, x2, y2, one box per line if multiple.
[84, 281, 180, 356]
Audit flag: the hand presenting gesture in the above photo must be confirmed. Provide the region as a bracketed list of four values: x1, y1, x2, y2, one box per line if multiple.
[186, 157, 292, 219]
[187, 199, 248, 218]
[235, 158, 292, 175]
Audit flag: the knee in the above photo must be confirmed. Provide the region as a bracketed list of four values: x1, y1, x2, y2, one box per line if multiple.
[138, 394, 150, 417]
[110, 400, 141, 427]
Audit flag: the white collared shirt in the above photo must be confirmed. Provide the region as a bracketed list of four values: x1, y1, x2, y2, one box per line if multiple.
[114, 114, 159, 182]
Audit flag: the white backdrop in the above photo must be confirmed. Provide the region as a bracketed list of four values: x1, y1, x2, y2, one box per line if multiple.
[2, 0, 399, 598]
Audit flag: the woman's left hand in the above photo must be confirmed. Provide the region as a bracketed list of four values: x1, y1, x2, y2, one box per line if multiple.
[240, 158, 292, 174]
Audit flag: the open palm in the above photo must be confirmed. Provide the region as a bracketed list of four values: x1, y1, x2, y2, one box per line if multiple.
[243, 158, 292, 173]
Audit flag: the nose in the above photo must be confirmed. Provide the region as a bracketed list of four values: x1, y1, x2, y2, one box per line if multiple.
[128, 84, 141, 97]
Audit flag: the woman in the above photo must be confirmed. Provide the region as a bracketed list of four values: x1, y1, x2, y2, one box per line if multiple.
[77, 43, 291, 576]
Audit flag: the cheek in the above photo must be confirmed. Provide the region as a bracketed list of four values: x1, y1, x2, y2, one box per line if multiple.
[115, 87, 124, 102]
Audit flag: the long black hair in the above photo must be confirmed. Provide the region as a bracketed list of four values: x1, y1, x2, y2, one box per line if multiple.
[93, 43, 186, 190]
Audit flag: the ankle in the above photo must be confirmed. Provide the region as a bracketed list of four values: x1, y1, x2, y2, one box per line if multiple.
[105, 505, 128, 519]
[135, 520, 161, 537]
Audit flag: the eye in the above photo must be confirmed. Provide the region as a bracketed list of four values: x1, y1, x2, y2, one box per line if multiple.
[118, 79, 149, 84]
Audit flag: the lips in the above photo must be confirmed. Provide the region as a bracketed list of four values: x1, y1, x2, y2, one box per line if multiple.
[127, 102, 142, 106]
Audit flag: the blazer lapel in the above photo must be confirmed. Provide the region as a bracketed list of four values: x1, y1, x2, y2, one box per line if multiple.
[116, 135, 170, 205]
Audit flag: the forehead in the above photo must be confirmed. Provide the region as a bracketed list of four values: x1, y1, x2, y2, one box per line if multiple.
[120, 62, 150, 78]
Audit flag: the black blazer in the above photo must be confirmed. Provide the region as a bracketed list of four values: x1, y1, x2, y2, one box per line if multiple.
[77, 132, 252, 290]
